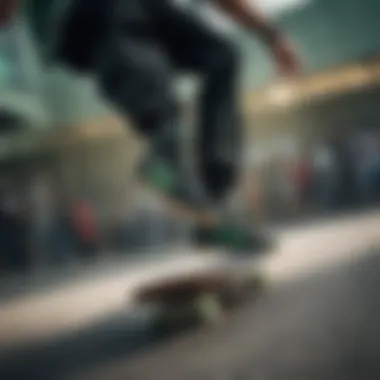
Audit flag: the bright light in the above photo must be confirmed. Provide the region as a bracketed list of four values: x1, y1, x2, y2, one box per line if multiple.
[267, 83, 295, 106]
[255, 0, 312, 17]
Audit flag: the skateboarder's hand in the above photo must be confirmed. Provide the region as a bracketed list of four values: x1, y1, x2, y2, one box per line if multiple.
[0, 0, 19, 27]
[271, 36, 301, 77]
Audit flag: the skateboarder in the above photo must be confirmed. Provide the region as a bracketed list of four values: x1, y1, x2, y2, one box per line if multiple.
[1, 0, 300, 251]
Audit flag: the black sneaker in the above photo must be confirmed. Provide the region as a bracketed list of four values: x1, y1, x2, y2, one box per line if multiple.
[137, 128, 207, 210]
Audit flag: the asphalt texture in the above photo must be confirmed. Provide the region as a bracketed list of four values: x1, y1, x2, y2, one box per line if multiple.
[1, 211, 380, 380]
[74, 249, 380, 380]
[0, 248, 379, 380]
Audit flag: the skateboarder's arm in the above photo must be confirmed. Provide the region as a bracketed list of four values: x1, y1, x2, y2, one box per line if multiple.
[215, 0, 280, 44]
[0, 0, 19, 26]
[214, 0, 301, 75]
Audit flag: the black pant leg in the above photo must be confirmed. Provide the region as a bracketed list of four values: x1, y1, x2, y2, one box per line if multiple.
[148, 0, 242, 202]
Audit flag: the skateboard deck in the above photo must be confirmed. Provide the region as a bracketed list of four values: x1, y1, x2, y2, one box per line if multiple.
[133, 254, 266, 333]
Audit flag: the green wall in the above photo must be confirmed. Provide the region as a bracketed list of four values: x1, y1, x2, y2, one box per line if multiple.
[14, 0, 380, 123]
[240, 0, 380, 87]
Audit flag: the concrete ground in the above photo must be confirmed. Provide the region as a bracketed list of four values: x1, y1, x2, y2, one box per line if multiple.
[1, 209, 380, 380]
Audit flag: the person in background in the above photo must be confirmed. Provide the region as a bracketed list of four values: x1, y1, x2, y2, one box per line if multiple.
[70, 198, 99, 258]
[28, 173, 55, 270]
[0, 177, 10, 272]
[373, 129, 380, 199]
[281, 156, 298, 217]
[49, 193, 76, 266]
[0, 179, 29, 272]
[352, 128, 380, 204]
[312, 140, 337, 209]
[331, 132, 357, 208]
[294, 152, 313, 211]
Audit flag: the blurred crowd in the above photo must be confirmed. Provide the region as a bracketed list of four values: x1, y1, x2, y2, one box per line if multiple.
[0, 175, 187, 275]
[1, 127, 380, 275]
[0, 174, 100, 274]
[244, 127, 380, 221]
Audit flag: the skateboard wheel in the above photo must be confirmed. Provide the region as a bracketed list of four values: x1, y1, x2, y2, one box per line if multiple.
[193, 293, 223, 324]
[150, 293, 223, 335]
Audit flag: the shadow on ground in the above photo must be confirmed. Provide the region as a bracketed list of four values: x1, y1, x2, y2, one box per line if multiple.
[2, 248, 380, 380]
[0, 311, 151, 379]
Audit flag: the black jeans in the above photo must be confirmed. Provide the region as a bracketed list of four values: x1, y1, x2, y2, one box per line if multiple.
[89, 0, 242, 203]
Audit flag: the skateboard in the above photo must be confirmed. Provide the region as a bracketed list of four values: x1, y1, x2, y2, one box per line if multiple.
[133, 254, 266, 334]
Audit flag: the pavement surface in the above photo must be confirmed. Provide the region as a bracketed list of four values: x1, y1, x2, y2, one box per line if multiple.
[1, 209, 380, 379]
